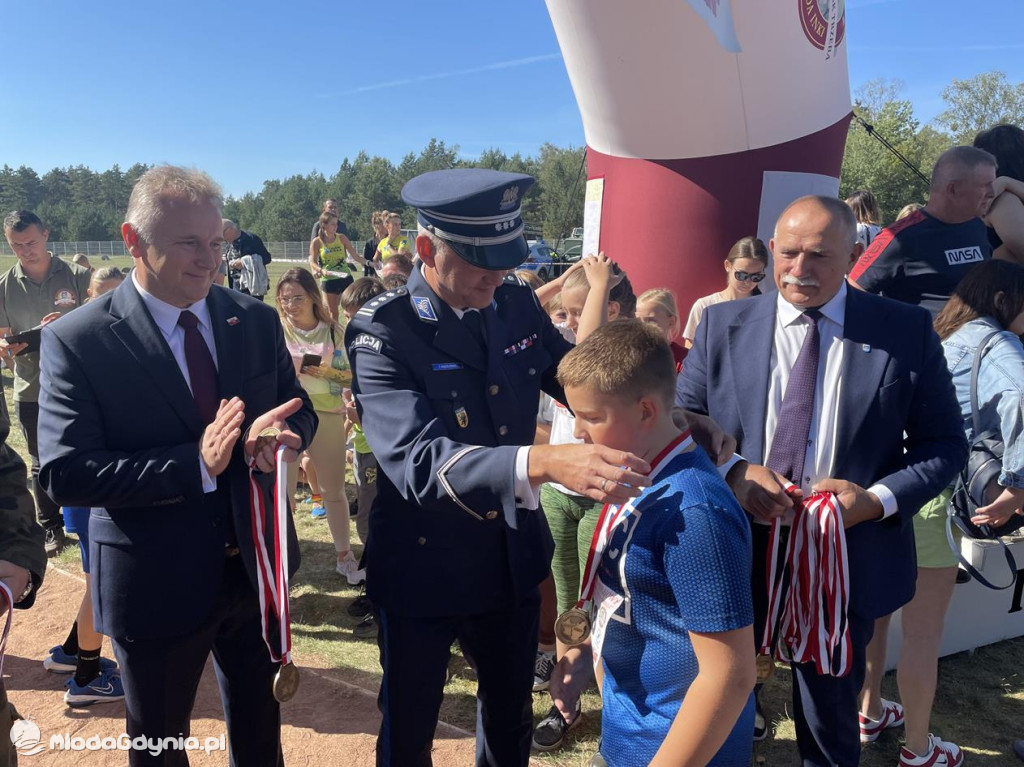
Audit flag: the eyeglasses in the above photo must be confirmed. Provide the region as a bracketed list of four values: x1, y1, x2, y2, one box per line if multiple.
[733, 271, 766, 283]
[278, 296, 310, 306]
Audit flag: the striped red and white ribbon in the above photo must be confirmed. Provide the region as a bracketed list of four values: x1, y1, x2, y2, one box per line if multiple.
[759, 483, 852, 677]
[247, 445, 293, 667]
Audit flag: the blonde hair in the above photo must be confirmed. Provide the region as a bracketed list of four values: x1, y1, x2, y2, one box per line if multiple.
[897, 202, 924, 221]
[514, 270, 544, 290]
[88, 266, 124, 299]
[125, 165, 223, 243]
[557, 320, 676, 408]
[562, 263, 637, 317]
[637, 288, 681, 339]
[544, 292, 564, 316]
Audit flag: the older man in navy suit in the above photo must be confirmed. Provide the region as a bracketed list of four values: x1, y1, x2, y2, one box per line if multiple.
[677, 195, 966, 767]
[37, 166, 316, 766]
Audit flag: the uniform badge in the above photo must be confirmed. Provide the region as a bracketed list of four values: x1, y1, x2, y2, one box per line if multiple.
[351, 333, 382, 354]
[499, 185, 520, 211]
[53, 289, 77, 309]
[414, 297, 438, 322]
[455, 405, 469, 428]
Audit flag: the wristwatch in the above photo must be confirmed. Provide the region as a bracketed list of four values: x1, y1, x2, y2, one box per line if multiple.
[14, 581, 33, 605]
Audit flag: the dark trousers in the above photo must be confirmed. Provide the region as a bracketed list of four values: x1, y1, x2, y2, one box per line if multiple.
[111, 556, 283, 767]
[375, 592, 539, 767]
[751, 522, 874, 767]
[14, 400, 63, 532]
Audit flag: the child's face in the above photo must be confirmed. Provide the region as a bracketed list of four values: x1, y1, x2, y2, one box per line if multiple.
[565, 384, 645, 454]
[561, 286, 588, 333]
[548, 307, 568, 325]
[636, 301, 676, 342]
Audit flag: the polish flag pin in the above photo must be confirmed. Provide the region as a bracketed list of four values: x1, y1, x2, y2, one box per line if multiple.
[227, 317, 240, 326]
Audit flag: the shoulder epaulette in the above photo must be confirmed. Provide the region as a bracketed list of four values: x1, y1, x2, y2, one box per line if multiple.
[355, 286, 409, 318]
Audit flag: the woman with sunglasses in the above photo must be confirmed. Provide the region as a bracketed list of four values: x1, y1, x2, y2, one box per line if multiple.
[682, 236, 769, 347]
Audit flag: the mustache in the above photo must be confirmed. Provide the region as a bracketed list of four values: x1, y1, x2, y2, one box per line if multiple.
[782, 274, 820, 288]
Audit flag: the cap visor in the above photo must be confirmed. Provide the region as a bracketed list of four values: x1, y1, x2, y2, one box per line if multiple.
[445, 238, 528, 271]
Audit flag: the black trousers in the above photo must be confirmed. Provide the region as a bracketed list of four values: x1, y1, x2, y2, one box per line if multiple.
[111, 556, 283, 767]
[14, 400, 63, 532]
[751, 522, 874, 767]
[375, 591, 539, 767]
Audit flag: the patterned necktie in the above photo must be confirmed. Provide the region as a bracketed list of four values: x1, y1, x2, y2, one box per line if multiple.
[177, 310, 219, 425]
[462, 310, 486, 349]
[766, 310, 822, 485]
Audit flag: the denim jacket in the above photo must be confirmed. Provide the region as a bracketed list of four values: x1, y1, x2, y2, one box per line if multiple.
[942, 316, 1024, 489]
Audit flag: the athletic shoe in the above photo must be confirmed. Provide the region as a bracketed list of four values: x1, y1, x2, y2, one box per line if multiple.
[336, 551, 365, 585]
[43, 646, 118, 675]
[353, 613, 378, 639]
[859, 698, 905, 743]
[1012, 739, 1024, 762]
[44, 527, 67, 558]
[532, 702, 581, 752]
[347, 587, 372, 618]
[64, 669, 125, 707]
[533, 650, 556, 692]
[898, 734, 963, 766]
[753, 691, 768, 741]
[310, 504, 326, 519]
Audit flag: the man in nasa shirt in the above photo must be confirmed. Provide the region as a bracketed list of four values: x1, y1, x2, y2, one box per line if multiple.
[851, 146, 1001, 318]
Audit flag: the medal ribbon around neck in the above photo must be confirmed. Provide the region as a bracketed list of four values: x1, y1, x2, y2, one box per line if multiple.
[575, 430, 693, 612]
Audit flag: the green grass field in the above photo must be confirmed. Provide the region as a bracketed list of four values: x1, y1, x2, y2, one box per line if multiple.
[4, 259, 1024, 765]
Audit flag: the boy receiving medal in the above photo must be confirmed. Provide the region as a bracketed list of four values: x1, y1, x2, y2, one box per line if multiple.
[549, 321, 756, 767]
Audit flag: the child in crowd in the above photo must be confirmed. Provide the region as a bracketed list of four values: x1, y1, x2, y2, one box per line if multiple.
[339, 277, 387, 637]
[550, 320, 755, 767]
[636, 288, 686, 371]
[46, 266, 126, 706]
[683, 236, 768, 347]
[545, 292, 568, 326]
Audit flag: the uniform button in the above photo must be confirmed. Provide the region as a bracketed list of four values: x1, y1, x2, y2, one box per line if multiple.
[450, 390, 458, 398]
[498, 425, 508, 436]
[486, 511, 499, 520]
[417, 536, 427, 545]
[489, 384, 499, 396]
[528, 368, 537, 376]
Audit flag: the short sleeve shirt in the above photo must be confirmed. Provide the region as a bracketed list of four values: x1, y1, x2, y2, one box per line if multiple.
[850, 210, 991, 317]
[598, 447, 754, 767]
[683, 292, 725, 342]
[0, 256, 91, 401]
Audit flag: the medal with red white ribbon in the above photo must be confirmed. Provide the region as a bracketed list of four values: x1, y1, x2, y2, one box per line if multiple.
[248, 434, 300, 702]
[759, 482, 852, 677]
[554, 430, 693, 646]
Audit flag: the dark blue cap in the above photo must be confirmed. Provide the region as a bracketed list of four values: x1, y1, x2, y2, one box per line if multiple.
[401, 169, 536, 271]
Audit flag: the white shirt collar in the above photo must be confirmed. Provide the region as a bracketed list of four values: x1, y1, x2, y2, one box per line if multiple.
[776, 280, 847, 328]
[132, 272, 213, 337]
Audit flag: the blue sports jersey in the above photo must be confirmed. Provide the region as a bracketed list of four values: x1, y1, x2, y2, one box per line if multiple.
[596, 445, 754, 767]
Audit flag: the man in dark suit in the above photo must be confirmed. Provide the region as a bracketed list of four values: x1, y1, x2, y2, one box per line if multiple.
[37, 165, 317, 766]
[677, 195, 967, 767]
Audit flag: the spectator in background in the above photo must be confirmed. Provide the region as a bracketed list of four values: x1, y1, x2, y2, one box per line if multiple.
[636, 288, 686, 371]
[846, 190, 883, 248]
[850, 146, 1000, 317]
[363, 212, 386, 277]
[275, 268, 363, 584]
[309, 211, 366, 322]
[311, 198, 349, 241]
[514, 269, 544, 291]
[381, 252, 414, 283]
[222, 219, 272, 300]
[897, 202, 924, 221]
[545, 293, 567, 325]
[0, 210, 91, 556]
[372, 211, 412, 266]
[682, 236, 768, 348]
[71, 253, 92, 271]
[974, 123, 1024, 262]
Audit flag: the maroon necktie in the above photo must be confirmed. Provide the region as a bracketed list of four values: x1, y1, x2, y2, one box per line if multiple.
[177, 310, 219, 425]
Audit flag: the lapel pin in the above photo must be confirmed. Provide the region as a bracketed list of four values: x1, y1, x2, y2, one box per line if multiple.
[227, 317, 240, 326]
[862, 344, 871, 353]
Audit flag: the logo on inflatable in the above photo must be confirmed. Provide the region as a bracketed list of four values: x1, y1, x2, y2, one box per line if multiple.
[799, 0, 845, 51]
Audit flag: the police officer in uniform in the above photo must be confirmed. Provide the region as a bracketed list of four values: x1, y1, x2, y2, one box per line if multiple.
[346, 169, 668, 767]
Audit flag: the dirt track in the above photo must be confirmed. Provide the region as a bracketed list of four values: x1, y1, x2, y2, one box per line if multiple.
[4, 566, 479, 766]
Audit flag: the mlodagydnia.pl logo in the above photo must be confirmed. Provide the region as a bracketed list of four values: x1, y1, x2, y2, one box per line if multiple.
[11, 716, 226, 757]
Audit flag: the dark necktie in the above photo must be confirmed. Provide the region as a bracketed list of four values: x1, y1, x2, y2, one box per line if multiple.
[462, 310, 486, 349]
[177, 310, 219, 425]
[766, 310, 822, 485]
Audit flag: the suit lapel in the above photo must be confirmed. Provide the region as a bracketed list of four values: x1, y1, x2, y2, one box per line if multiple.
[207, 288, 245, 402]
[727, 295, 776, 463]
[109, 281, 203, 435]
[834, 288, 890, 474]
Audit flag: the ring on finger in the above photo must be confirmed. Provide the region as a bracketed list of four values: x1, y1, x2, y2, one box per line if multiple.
[601, 478, 609, 492]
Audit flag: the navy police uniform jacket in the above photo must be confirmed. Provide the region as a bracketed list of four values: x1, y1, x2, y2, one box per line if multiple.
[346, 268, 572, 617]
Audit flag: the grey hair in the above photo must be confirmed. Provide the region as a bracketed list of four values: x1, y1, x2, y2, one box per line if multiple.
[222, 218, 239, 236]
[930, 146, 997, 193]
[125, 165, 223, 243]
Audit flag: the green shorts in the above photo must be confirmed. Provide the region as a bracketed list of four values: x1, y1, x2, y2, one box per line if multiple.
[913, 488, 959, 569]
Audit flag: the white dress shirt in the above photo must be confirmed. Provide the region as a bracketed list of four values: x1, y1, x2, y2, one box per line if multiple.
[132, 273, 219, 492]
[765, 282, 897, 518]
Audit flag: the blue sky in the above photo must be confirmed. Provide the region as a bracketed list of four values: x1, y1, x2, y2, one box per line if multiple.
[3, 0, 1022, 197]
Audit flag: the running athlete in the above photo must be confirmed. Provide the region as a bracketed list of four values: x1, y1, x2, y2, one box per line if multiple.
[309, 211, 367, 321]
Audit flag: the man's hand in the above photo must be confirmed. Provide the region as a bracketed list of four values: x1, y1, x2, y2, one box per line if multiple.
[245, 398, 306, 472]
[40, 311, 62, 326]
[726, 461, 796, 522]
[342, 389, 360, 426]
[550, 646, 593, 725]
[0, 560, 31, 610]
[813, 479, 884, 528]
[200, 397, 245, 477]
[676, 410, 737, 466]
[529, 443, 651, 504]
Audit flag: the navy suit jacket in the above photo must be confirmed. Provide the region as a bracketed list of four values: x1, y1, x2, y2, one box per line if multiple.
[346, 270, 571, 617]
[677, 287, 967, 618]
[37, 281, 316, 639]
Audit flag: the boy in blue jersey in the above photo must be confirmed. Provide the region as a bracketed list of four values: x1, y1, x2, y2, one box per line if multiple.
[550, 320, 755, 767]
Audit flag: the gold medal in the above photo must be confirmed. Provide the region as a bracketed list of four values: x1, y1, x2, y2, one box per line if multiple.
[258, 426, 282, 440]
[755, 654, 776, 683]
[273, 660, 300, 703]
[554, 608, 591, 646]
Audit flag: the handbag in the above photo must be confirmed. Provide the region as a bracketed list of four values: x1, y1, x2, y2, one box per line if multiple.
[948, 328, 1024, 589]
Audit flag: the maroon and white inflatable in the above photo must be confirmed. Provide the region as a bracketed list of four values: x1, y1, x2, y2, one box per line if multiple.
[544, 0, 852, 307]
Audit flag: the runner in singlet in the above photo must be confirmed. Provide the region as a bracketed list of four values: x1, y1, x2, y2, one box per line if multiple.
[309, 211, 366, 321]
[373, 211, 412, 264]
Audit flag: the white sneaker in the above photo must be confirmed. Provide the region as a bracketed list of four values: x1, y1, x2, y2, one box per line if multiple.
[336, 551, 366, 585]
[898, 734, 963, 766]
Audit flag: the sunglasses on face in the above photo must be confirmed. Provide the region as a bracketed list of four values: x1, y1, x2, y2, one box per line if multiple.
[733, 270, 766, 283]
